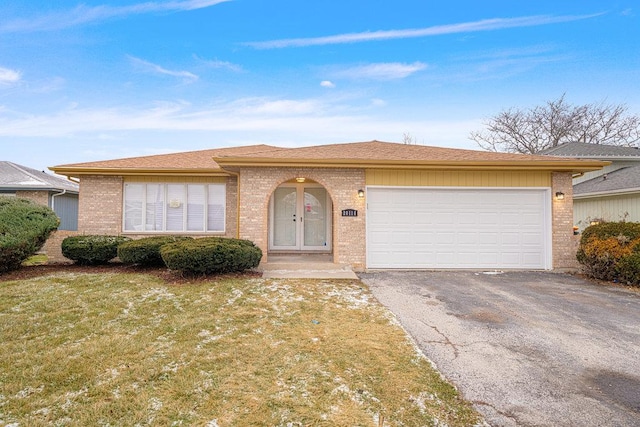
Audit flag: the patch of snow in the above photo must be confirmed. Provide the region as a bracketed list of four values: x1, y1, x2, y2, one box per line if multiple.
[14, 385, 44, 398]
[149, 397, 163, 411]
[32, 407, 50, 417]
[225, 289, 243, 305]
[205, 420, 219, 427]
[409, 392, 437, 414]
[196, 329, 224, 349]
[324, 286, 372, 309]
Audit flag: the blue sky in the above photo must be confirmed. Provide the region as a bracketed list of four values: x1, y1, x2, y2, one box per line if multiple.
[1, 0, 638, 172]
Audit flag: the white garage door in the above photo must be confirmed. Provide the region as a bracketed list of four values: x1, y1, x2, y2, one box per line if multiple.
[366, 187, 551, 269]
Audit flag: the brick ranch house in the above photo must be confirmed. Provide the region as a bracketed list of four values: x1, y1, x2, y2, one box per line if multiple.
[50, 141, 606, 270]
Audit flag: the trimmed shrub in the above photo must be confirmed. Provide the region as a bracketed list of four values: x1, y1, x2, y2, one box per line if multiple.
[579, 221, 640, 242]
[577, 222, 640, 285]
[0, 197, 59, 272]
[118, 236, 193, 266]
[160, 237, 262, 275]
[616, 252, 640, 286]
[62, 235, 131, 265]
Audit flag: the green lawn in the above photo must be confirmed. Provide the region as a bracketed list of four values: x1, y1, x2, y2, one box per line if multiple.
[0, 271, 481, 426]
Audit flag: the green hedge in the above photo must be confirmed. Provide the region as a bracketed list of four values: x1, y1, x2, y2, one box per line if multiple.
[576, 222, 640, 286]
[118, 236, 193, 266]
[160, 237, 262, 275]
[0, 197, 59, 272]
[62, 235, 131, 265]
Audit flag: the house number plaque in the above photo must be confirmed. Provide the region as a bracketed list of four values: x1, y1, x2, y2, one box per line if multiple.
[341, 209, 358, 217]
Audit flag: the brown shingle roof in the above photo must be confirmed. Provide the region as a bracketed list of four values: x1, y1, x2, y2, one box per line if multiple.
[50, 140, 607, 176]
[215, 140, 559, 162]
[50, 144, 281, 174]
[213, 140, 608, 171]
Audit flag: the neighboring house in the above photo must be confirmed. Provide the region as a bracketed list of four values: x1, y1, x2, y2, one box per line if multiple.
[0, 161, 79, 231]
[50, 141, 605, 270]
[540, 142, 640, 229]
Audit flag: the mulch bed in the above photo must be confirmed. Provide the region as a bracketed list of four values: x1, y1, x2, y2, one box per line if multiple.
[0, 263, 262, 285]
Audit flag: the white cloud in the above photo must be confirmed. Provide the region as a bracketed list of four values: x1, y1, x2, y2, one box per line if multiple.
[193, 55, 243, 72]
[128, 56, 199, 83]
[371, 98, 386, 107]
[332, 62, 427, 80]
[244, 13, 604, 49]
[0, 0, 231, 33]
[0, 67, 21, 85]
[320, 80, 335, 88]
[224, 98, 321, 116]
[0, 96, 481, 153]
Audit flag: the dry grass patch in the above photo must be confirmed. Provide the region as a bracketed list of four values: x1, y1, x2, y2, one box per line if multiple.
[0, 272, 481, 426]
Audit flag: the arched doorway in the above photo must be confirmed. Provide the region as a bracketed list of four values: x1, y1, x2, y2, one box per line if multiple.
[268, 180, 332, 252]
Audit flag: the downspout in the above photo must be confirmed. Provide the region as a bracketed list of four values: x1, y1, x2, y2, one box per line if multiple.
[50, 189, 66, 211]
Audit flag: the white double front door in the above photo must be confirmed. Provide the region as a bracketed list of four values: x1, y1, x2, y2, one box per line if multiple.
[269, 184, 332, 251]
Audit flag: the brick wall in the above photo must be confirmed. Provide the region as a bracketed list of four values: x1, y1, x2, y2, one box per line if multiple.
[238, 167, 366, 270]
[43, 230, 78, 263]
[552, 172, 579, 270]
[78, 175, 124, 234]
[225, 175, 238, 237]
[15, 190, 49, 206]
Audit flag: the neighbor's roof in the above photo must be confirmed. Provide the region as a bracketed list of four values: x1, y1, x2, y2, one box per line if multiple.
[574, 165, 640, 198]
[539, 142, 640, 159]
[0, 161, 79, 192]
[50, 141, 607, 177]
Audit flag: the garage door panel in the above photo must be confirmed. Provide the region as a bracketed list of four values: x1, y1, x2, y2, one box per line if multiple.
[458, 233, 479, 244]
[367, 188, 550, 269]
[479, 232, 499, 244]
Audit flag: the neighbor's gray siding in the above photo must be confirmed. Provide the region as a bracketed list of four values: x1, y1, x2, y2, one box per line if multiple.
[574, 193, 640, 229]
[53, 193, 78, 231]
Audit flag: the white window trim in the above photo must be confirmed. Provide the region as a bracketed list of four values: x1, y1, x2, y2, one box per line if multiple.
[123, 182, 226, 233]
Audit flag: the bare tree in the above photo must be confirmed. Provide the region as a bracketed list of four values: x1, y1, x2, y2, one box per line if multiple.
[470, 94, 640, 153]
[402, 132, 416, 145]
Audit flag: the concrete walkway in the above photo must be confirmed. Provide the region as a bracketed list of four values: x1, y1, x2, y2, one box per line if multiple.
[258, 254, 358, 279]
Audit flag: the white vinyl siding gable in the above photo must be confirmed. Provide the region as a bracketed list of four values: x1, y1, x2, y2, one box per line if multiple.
[124, 183, 225, 233]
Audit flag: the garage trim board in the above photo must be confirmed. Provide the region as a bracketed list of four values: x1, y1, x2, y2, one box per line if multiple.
[366, 186, 552, 270]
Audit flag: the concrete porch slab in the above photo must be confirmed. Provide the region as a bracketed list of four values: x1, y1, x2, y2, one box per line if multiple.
[258, 254, 358, 279]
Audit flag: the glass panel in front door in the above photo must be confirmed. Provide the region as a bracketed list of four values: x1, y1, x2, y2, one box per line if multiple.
[273, 187, 297, 246]
[303, 187, 327, 247]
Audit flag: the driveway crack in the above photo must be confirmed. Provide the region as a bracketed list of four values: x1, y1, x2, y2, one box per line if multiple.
[418, 319, 460, 359]
[472, 400, 523, 426]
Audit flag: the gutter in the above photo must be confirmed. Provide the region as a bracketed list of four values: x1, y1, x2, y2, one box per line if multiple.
[212, 157, 609, 173]
[49, 166, 230, 179]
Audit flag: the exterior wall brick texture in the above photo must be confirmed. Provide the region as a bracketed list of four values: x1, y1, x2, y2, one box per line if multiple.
[238, 167, 366, 270]
[78, 176, 124, 235]
[43, 230, 78, 263]
[15, 190, 49, 206]
[552, 172, 579, 270]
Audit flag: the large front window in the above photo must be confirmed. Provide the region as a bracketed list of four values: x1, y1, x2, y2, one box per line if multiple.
[124, 183, 225, 232]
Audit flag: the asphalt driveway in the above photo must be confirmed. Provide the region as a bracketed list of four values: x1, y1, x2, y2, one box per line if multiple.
[358, 271, 640, 427]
